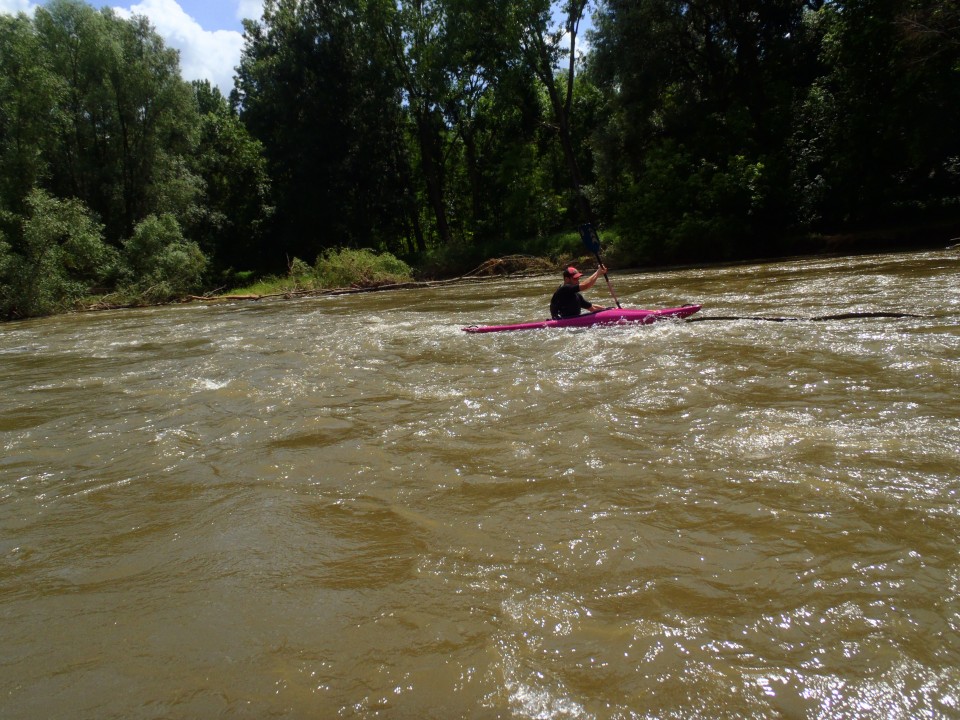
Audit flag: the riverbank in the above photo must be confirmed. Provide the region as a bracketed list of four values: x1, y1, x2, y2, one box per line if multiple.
[57, 220, 960, 316]
[164, 255, 555, 307]
[797, 219, 960, 256]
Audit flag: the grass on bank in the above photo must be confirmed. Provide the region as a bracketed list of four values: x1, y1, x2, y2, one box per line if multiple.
[223, 233, 601, 298]
[226, 247, 415, 297]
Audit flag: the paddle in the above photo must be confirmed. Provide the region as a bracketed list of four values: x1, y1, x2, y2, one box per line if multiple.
[578, 223, 621, 309]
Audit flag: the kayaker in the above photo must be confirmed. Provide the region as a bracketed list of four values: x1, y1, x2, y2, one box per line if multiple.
[550, 265, 607, 319]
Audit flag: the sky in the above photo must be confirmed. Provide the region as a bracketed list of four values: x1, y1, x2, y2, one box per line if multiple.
[0, 0, 263, 94]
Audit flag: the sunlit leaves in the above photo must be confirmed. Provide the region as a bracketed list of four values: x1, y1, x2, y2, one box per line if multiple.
[0, 189, 116, 318]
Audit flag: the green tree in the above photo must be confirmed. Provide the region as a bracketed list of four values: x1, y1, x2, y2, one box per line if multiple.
[590, 0, 822, 260]
[121, 213, 207, 302]
[448, 63, 558, 247]
[0, 13, 62, 217]
[436, 1, 573, 247]
[517, 0, 596, 223]
[35, 0, 200, 244]
[396, 0, 602, 258]
[189, 80, 273, 275]
[0, 188, 116, 319]
[234, 0, 410, 268]
[792, 0, 960, 228]
[368, 0, 458, 247]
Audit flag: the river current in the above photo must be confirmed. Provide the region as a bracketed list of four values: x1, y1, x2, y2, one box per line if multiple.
[1, 249, 959, 719]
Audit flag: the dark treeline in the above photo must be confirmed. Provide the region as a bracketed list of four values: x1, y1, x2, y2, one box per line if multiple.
[1, 0, 958, 319]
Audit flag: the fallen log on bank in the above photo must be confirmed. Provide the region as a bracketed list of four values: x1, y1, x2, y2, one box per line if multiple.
[182, 255, 555, 305]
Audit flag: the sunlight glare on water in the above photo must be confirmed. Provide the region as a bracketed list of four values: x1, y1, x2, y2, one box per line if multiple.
[1, 249, 959, 719]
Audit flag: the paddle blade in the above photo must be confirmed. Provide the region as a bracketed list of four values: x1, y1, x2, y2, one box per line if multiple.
[579, 224, 601, 256]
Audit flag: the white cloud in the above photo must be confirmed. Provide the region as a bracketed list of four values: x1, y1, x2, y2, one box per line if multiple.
[1, 0, 261, 95]
[113, 0, 245, 95]
[560, 30, 591, 59]
[236, 0, 263, 24]
[0, 0, 37, 15]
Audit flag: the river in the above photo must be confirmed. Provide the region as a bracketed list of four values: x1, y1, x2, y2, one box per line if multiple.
[1, 249, 959, 719]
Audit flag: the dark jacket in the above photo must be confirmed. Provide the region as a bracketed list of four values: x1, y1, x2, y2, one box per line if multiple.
[550, 284, 590, 319]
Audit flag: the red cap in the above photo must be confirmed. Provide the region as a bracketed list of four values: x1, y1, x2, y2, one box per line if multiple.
[563, 266, 583, 279]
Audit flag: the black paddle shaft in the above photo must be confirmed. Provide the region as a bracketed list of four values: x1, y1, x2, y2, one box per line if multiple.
[578, 224, 621, 309]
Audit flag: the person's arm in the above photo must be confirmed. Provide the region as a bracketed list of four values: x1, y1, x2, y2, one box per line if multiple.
[578, 265, 607, 291]
[578, 294, 605, 314]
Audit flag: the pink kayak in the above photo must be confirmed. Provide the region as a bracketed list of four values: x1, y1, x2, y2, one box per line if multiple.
[462, 304, 701, 333]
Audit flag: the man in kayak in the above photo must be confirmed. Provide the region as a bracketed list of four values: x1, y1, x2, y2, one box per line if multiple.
[550, 265, 608, 319]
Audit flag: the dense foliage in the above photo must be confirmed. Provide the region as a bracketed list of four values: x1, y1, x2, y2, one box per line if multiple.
[1, 0, 958, 319]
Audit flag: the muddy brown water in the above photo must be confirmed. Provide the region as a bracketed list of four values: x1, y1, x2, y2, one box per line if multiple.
[2, 249, 959, 718]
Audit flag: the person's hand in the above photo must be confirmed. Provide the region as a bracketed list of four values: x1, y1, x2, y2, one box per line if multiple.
[597, 264, 607, 275]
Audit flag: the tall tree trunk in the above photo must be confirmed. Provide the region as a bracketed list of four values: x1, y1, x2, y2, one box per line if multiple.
[461, 125, 484, 230]
[524, 1, 594, 225]
[394, 134, 426, 253]
[415, 106, 452, 245]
